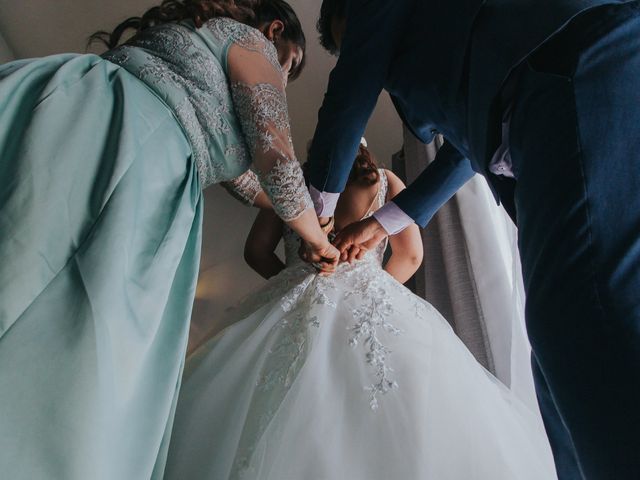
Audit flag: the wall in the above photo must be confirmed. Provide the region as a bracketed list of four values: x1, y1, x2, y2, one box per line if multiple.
[0, 0, 403, 347]
[0, 29, 13, 62]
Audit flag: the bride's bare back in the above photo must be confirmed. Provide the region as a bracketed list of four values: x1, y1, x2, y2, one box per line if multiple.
[244, 164, 423, 284]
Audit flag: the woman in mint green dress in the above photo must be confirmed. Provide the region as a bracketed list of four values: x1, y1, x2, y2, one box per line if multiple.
[0, 1, 339, 478]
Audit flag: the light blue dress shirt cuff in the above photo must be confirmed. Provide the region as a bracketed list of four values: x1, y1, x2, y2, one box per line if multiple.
[309, 185, 341, 217]
[373, 201, 415, 235]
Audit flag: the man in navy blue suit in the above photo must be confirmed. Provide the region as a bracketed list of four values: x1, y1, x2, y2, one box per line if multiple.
[305, 1, 640, 478]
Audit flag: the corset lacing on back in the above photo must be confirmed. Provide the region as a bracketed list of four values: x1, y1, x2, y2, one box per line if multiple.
[283, 169, 389, 268]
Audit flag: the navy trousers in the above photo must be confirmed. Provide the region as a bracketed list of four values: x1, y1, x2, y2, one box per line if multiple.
[507, 3, 640, 478]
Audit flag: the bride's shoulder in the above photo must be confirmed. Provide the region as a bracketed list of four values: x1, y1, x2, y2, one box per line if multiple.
[380, 169, 407, 202]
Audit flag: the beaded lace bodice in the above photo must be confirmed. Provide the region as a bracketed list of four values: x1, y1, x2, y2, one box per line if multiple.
[283, 169, 389, 267]
[103, 17, 312, 221]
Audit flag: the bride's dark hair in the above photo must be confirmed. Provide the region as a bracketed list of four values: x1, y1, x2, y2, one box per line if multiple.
[91, 0, 306, 79]
[303, 143, 379, 187]
[348, 144, 380, 186]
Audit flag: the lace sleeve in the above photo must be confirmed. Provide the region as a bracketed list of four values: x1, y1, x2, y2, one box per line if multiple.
[226, 28, 313, 221]
[220, 169, 262, 206]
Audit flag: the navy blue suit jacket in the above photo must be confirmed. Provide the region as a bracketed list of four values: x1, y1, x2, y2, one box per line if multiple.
[308, 0, 630, 227]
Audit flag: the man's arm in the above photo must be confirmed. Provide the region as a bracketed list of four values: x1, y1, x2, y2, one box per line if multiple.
[308, 0, 415, 216]
[334, 141, 475, 259]
[378, 140, 476, 230]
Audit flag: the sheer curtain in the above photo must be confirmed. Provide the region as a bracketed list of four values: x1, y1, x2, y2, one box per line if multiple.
[393, 127, 538, 410]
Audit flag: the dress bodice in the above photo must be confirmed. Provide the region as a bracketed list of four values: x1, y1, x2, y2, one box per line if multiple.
[283, 169, 389, 268]
[103, 18, 258, 187]
[103, 17, 313, 222]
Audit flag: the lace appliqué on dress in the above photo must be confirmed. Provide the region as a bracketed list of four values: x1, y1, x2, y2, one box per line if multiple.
[104, 23, 248, 188]
[258, 159, 312, 221]
[226, 261, 410, 477]
[346, 272, 402, 410]
[279, 170, 401, 410]
[207, 17, 283, 75]
[230, 83, 291, 154]
[231, 82, 312, 221]
[230, 270, 336, 479]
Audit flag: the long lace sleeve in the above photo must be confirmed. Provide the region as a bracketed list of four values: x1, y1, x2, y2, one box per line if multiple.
[226, 28, 313, 221]
[220, 169, 262, 206]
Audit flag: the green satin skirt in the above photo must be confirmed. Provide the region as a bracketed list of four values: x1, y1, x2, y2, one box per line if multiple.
[0, 54, 202, 479]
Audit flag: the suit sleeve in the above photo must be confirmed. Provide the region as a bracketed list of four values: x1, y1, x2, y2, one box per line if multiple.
[307, 0, 414, 194]
[392, 140, 476, 227]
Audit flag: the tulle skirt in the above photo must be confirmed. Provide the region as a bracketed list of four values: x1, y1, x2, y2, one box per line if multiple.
[165, 259, 557, 480]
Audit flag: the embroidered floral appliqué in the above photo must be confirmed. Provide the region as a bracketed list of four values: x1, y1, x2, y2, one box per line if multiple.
[103, 23, 244, 188]
[207, 17, 283, 75]
[231, 81, 312, 221]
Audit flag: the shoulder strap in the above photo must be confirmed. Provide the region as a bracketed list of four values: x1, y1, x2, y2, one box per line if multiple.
[377, 168, 388, 208]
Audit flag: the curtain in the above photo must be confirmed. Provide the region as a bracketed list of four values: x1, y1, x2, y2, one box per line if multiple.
[393, 127, 538, 410]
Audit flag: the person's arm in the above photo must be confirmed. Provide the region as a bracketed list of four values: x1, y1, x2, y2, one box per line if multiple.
[387, 141, 475, 228]
[220, 170, 273, 210]
[382, 170, 423, 283]
[226, 25, 339, 271]
[244, 209, 286, 279]
[307, 0, 415, 218]
[251, 191, 272, 210]
[334, 141, 475, 258]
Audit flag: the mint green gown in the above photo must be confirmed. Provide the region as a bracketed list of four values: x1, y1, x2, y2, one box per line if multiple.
[0, 18, 312, 480]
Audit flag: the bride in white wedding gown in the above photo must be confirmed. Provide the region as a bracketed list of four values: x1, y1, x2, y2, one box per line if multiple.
[164, 144, 558, 480]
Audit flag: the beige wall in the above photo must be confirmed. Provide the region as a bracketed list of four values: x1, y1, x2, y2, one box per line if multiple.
[0, 29, 13, 62]
[0, 0, 402, 347]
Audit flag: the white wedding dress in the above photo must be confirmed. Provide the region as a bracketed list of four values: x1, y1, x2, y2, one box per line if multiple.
[164, 171, 557, 480]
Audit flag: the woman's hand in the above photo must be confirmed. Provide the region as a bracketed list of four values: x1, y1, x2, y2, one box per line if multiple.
[300, 238, 340, 275]
[333, 216, 388, 263]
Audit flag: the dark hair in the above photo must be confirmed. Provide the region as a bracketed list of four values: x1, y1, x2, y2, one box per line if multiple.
[303, 143, 379, 187]
[348, 143, 380, 186]
[91, 0, 306, 80]
[317, 0, 347, 55]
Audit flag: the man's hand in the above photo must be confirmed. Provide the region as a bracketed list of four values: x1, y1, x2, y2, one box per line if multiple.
[300, 239, 340, 275]
[333, 216, 388, 263]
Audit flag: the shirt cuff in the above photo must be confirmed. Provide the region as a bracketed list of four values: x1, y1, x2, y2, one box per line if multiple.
[309, 184, 340, 217]
[373, 201, 414, 235]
